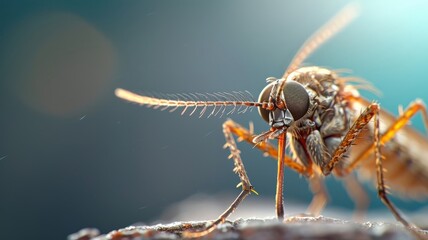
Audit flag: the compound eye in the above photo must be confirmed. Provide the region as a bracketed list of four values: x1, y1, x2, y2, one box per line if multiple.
[257, 82, 274, 122]
[283, 81, 309, 120]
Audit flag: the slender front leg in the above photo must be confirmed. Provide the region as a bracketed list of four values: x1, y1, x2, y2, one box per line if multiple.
[226, 120, 308, 175]
[182, 120, 255, 238]
[182, 190, 250, 238]
[225, 120, 330, 217]
[276, 133, 286, 220]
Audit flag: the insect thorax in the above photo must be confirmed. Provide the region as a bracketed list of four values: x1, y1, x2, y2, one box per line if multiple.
[288, 66, 353, 172]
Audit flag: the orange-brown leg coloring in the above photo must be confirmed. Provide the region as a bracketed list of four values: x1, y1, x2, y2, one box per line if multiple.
[347, 99, 428, 171]
[323, 104, 380, 175]
[306, 175, 328, 216]
[342, 174, 369, 220]
[227, 120, 331, 217]
[276, 133, 286, 219]
[371, 108, 416, 231]
[226, 120, 309, 175]
[183, 119, 310, 238]
[182, 190, 251, 238]
[182, 120, 255, 238]
[221, 121, 367, 222]
[322, 103, 416, 231]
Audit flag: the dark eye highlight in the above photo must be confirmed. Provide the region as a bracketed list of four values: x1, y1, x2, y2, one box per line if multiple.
[283, 81, 309, 120]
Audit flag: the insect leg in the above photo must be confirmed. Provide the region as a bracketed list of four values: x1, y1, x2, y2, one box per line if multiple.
[323, 103, 380, 175]
[306, 174, 329, 216]
[342, 174, 369, 220]
[322, 103, 416, 229]
[347, 99, 428, 171]
[276, 133, 286, 219]
[226, 120, 330, 217]
[183, 119, 315, 237]
[182, 119, 256, 238]
[371, 106, 414, 229]
[225, 120, 309, 175]
[182, 190, 250, 238]
[225, 120, 332, 218]
[228, 120, 331, 217]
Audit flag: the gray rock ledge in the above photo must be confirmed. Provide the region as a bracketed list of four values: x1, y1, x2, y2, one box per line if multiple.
[69, 216, 428, 240]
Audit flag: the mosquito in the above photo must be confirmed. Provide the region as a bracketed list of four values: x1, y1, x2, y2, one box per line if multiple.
[115, 3, 428, 238]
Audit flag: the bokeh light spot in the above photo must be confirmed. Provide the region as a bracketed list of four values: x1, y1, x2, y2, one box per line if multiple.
[3, 12, 116, 117]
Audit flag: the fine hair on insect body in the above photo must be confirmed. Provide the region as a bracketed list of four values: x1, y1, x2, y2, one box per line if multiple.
[116, 3, 428, 239]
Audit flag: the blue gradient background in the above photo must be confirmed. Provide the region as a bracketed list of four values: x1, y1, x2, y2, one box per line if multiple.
[0, 1, 428, 239]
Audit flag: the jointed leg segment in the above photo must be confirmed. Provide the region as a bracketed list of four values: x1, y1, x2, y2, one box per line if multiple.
[347, 99, 428, 171]
[224, 120, 333, 215]
[342, 174, 369, 220]
[184, 119, 310, 237]
[371, 106, 411, 227]
[341, 100, 428, 233]
[322, 103, 414, 229]
[183, 120, 255, 238]
[276, 133, 286, 219]
[226, 121, 334, 217]
[227, 121, 308, 175]
[182, 189, 251, 238]
[306, 175, 329, 216]
[186, 107, 418, 238]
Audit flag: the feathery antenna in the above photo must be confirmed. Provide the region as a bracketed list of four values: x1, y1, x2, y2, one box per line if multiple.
[275, 3, 360, 103]
[115, 88, 264, 118]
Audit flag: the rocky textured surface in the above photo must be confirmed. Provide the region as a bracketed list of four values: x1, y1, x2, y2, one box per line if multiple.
[69, 216, 428, 240]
